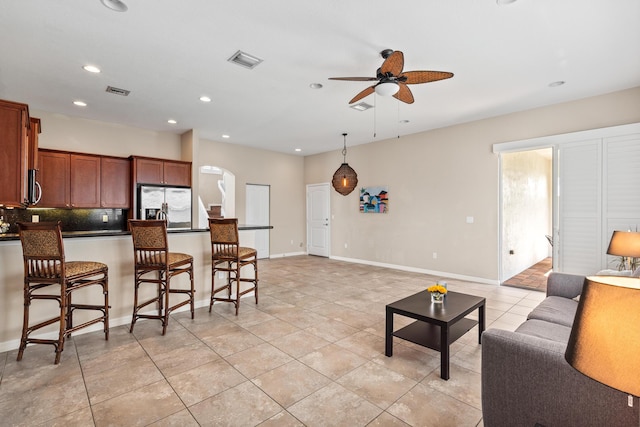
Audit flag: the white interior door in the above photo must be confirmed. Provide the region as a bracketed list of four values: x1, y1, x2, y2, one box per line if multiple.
[307, 183, 330, 257]
[246, 184, 269, 258]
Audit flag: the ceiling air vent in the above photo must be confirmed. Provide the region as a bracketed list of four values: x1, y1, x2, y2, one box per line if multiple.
[350, 102, 373, 111]
[227, 50, 263, 69]
[106, 86, 131, 96]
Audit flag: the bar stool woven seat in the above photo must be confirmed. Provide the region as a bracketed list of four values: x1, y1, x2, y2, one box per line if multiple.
[128, 219, 195, 335]
[209, 218, 258, 315]
[17, 221, 109, 364]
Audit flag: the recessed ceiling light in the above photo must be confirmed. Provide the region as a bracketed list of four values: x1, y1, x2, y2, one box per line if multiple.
[73, 101, 87, 107]
[200, 96, 212, 102]
[227, 50, 263, 69]
[83, 65, 101, 73]
[100, 0, 128, 12]
[350, 102, 374, 112]
[295, 148, 302, 152]
[549, 80, 566, 87]
[309, 83, 323, 89]
[167, 119, 177, 124]
[496, 0, 517, 5]
[222, 134, 230, 139]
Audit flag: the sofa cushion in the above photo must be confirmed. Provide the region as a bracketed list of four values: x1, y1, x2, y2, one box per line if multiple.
[515, 319, 572, 344]
[527, 296, 578, 327]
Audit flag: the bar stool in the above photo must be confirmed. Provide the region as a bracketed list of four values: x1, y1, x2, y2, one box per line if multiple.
[17, 221, 109, 364]
[209, 218, 258, 315]
[128, 219, 195, 334]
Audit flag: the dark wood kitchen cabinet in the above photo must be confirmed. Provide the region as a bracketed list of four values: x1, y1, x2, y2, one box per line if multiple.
[38, 150, 71, 208]
[0, 99, 30, 207]
[39, 151, 101, 208]
[39, 150, 130, 209]
[131, 156, 191, 187]
[70, 154, 101, 208]
[100, 156, 130, 208]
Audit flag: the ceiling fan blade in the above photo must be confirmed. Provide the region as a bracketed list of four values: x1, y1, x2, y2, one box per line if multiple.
[329, 77, 378, 81]
[349, 86, 375, 104]
[400, 70, 454, 84]
[393, 83, 414, 104]
[380, 51, 404, 76]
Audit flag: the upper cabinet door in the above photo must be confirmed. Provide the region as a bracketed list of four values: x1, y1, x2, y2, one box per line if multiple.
[135, 157, 164, 184]
[132, 156, 191, 186]
[163, 161, 191, 186]
[38, 151, 71, 208]
[70, 154, 101, 208]
[101, 156, 130, 208]
[0, 99, 29, 207]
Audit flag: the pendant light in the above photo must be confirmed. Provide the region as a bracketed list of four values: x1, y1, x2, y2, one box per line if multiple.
[332, 133, 358, 196]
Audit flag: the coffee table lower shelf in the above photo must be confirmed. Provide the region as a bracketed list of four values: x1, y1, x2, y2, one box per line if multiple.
[393, 318, 478, 351]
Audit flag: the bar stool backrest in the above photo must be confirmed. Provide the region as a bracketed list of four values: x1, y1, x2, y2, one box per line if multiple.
[209, 218, 240, 260]
[129, 219, 169, 268]
[18, 221, 65, 281]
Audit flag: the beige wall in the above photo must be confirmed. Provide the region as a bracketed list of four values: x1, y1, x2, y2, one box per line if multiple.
[304, 87, 640, 282]
[33, 111, 182, 159]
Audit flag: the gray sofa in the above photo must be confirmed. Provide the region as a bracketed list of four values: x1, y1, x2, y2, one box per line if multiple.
[481, 272, 640, 427]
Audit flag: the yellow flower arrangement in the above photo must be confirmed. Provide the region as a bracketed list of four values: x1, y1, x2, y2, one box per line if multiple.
[427, 284, 448, 294]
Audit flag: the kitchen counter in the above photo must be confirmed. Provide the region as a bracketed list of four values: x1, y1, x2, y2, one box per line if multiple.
[0, 224, 273, 242]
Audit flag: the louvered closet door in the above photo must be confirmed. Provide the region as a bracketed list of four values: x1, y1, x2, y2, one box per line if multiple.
[603, 133, 640, 267]
[557, 139, 602, 275]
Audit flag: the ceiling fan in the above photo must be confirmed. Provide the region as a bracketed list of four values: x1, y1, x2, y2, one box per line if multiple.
[329, 49, 453, 104]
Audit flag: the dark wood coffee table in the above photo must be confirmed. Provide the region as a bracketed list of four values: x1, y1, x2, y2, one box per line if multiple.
[385, 290, 485, 380]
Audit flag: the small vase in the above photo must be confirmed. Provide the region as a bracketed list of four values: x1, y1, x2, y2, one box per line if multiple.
[430, 292, 444, 303]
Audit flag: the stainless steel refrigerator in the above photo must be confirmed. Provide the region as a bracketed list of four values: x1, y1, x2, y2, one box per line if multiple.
[138, 185, 192, 230]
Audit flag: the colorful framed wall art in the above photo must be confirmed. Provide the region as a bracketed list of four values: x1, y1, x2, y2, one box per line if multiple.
[360, 186, 388, 213]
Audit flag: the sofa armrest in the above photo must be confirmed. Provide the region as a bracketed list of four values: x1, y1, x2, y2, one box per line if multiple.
[546, 272, 585, 299]
[481, 328, 639, 427]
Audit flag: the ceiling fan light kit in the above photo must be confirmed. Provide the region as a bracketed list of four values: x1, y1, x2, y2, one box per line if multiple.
[332, 133, 358, 196]
[375, 81, 400, 96]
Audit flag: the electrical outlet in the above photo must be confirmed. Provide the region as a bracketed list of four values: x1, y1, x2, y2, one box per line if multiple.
[433, 252, 437, 259]
[102, 214, 109, 223]
[31, 215, 39, 223]
[344, 243, 348, 249]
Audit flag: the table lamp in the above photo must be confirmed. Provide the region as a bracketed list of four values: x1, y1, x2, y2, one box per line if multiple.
[606, 231, 640, 271]
[565, 275, 640, 396]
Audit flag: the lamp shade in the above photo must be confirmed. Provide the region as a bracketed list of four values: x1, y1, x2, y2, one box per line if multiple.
[332, 163, 358, 196]
[565, 276, 640, 396]
[375, 81, 400, 96]
[606, 231, 640, 257]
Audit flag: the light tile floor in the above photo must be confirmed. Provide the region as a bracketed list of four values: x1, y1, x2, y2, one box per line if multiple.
[0, 256, 546, 426]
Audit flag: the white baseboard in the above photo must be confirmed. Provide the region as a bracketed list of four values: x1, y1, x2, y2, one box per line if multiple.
[268, 251, 307, 258]
[329, 255, 500, 286]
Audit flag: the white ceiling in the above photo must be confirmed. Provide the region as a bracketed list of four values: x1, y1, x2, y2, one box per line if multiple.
[1, 0, 639, 155]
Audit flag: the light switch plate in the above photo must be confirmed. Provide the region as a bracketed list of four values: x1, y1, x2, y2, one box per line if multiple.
[31, 215, 39, 223]
[102, 215, 109, 223]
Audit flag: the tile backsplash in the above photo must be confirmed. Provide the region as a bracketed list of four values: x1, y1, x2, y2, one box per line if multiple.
[0, 208, 128, 234]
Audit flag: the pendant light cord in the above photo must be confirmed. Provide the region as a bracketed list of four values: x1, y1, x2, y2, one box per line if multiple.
[342, 133, 348, 162]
